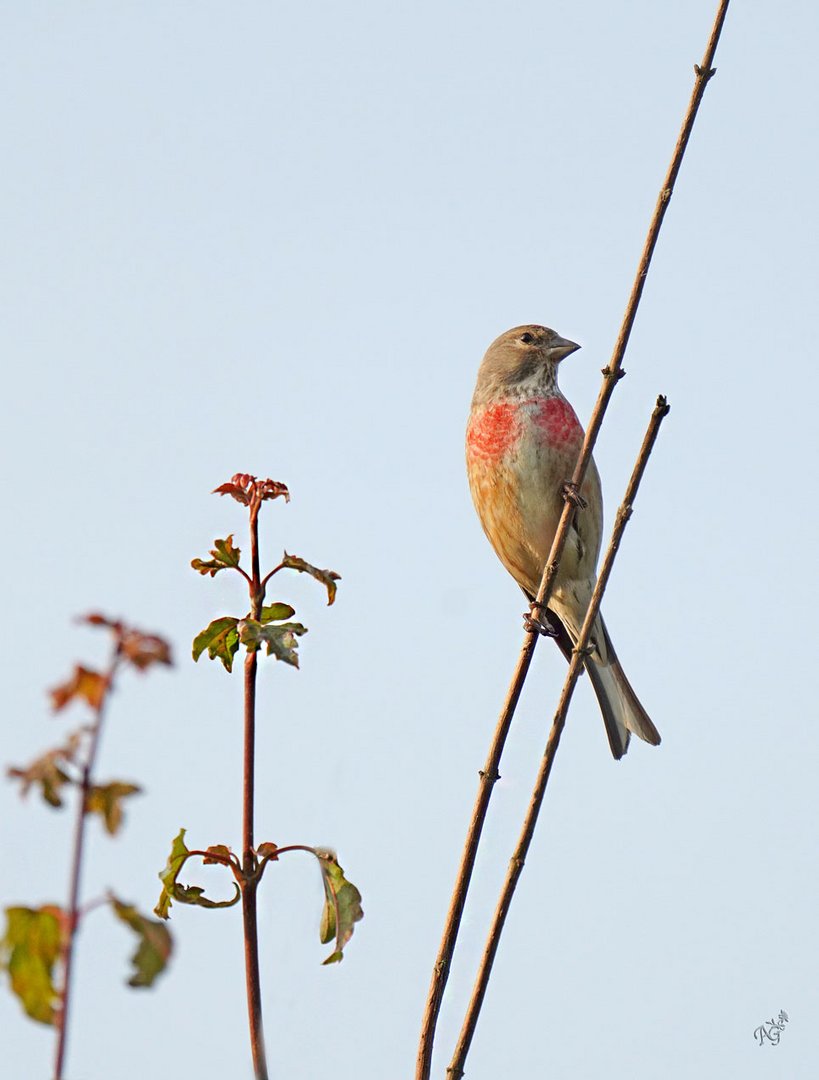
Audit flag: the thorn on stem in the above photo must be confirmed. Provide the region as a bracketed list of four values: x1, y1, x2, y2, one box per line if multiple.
[478, 768, 501, 783]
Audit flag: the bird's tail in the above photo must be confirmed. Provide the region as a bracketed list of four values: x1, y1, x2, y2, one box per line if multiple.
[546, 603, 661, 760]
[585, 617, 661, 759]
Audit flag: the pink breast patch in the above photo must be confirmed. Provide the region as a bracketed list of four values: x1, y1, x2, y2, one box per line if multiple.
[532, 397, 583, 445]
[466, 402, 520, 459]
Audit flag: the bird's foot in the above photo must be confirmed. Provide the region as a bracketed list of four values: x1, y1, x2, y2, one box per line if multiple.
[523, 602, 560, 638]
[562, 481, 587, 509]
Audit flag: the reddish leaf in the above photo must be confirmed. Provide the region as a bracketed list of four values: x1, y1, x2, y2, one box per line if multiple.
[50, 666, 107, 712]
[120, 630, 173, 671]
[202, 844, 236, 867]
[256, 842, 279, 861]
[80, 613, 122, 631]
[7, 731, 85, 808]
[213, 474, 290, 507]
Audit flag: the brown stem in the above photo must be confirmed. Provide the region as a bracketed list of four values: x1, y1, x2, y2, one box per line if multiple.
[242, 499, 268, 1080]
[53, 655, 120, 1080]
[447, 398, 670, 1079]
[415, 4, 730, 1075]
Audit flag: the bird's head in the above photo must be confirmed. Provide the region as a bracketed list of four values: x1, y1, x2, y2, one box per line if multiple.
[472, 324, 580, 404]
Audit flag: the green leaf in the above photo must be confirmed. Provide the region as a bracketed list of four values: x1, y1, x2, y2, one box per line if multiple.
[154, 829, 241, 920]
[239, 619, 307, 668]
[8, 758, 73, 809]
[192, 617, 240, 672]
[260, 603, 296, 623]
[191, 535, 242, 577]
[280, 552, 341, 606]
[85, 781, 142, 836]
[315, 851, 363, 965]
[110, 897, 173, 988]
[1, 906, 64, 1024]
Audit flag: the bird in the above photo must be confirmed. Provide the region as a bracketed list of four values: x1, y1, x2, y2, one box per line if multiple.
[465, 323, 660, 759]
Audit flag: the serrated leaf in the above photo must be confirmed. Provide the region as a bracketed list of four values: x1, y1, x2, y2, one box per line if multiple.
[280, 553, 341, 605]
[7, 731, 85, 809]
[239, 619, 307, 668]
[85, 782, 142, 836]
[260, 603, 296, 623]
[191, 535, 242, 577]
[1, 906, 64, 1024]
[315, 851, 363, 965]
[202, 844, 234, 866]
[50, 666, 107, 712]
[214, 474, 290, 506]
[119, 630, 173, 671]
[154, 829, 241, 920]
[78, 616, 173, 672]
[110, 897, 173, 988]
[81, 612, 121, 628]
[8, 758, 73, 809]
[192, 617, 240, 672]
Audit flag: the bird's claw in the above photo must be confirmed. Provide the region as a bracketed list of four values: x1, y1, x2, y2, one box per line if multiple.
[562, 481, 587, 510]
[524, 604, 559, 638]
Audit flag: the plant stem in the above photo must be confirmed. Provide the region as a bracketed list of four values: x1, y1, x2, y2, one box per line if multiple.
[53, 656, 119, 1080]
[415, 4, 730, 1075]
[242, 499, 269, 1080]
[446, 398, 670, 1079]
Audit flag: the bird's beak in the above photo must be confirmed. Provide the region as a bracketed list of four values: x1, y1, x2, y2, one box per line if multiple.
[547, 336, 581, 362]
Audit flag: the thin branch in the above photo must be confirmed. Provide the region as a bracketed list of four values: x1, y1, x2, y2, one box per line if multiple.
[54, 653, 120, 1080]
[259, 562, 286, 592]
[447, 397, 670, 1078]
[186, 849, 244, 882]
[236, 565, 255, 588]
[415, 4, 730, 1075]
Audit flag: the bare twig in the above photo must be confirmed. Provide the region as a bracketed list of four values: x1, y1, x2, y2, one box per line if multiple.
[242, 501, 269, 1080]
[54, 655, 119, 1080]
[415, 4, 730, 1076]
[447, 397, 670, 1078]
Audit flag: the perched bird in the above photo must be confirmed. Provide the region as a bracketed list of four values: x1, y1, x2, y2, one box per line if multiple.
[465, 324, 660, 759]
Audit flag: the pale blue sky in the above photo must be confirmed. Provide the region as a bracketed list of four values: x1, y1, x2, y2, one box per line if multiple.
[2, 2, 818, 1077]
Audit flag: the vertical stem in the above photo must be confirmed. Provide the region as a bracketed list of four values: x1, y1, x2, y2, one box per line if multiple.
[242, 499, 269, 1080]
[53, 657, 118, 1080]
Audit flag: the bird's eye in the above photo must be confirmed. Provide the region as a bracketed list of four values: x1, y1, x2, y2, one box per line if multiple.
[519, 332, 535, 345]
